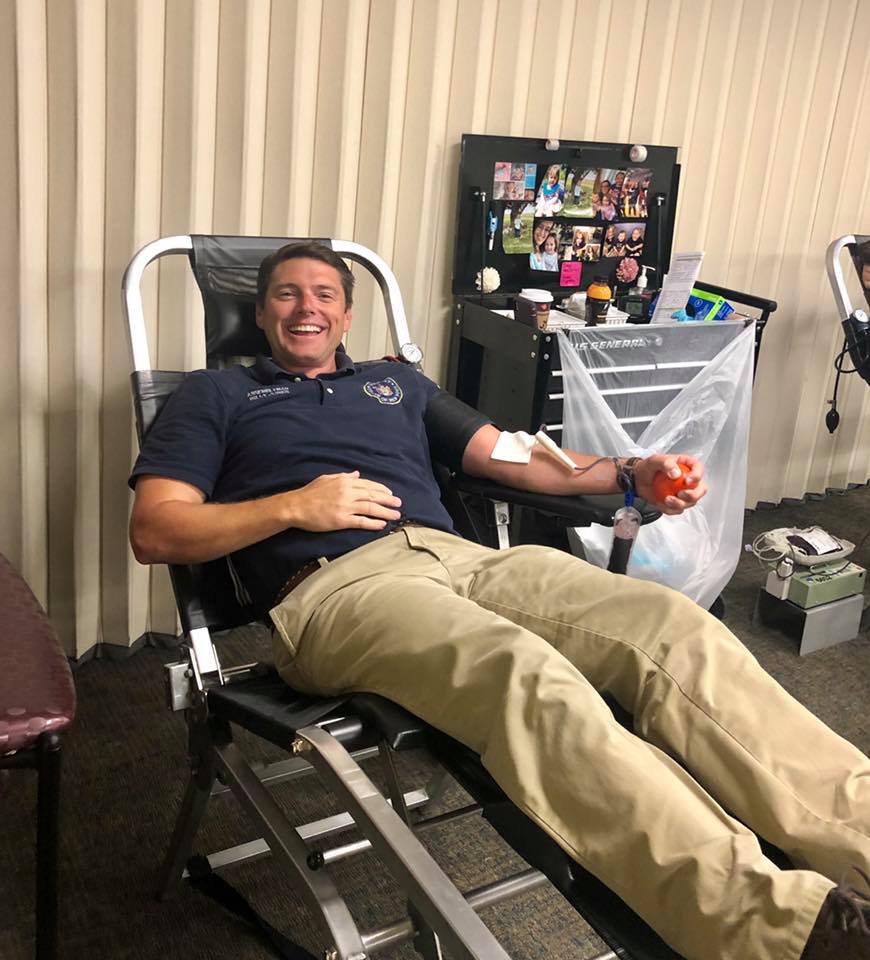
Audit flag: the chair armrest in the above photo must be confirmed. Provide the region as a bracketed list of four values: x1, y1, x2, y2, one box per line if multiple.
[169, 560, 259, 635]
[449, 474, 660, 527]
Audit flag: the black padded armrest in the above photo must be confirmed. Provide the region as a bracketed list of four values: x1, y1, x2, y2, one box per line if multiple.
[169, 562, 259, 635]
[449, 474, 660, 527]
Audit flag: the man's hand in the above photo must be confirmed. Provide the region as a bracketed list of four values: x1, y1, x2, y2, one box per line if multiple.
[634, 454, 707, 515]
[287, 471, 402, 531]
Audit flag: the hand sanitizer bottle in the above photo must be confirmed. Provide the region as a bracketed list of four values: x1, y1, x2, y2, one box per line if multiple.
[626, 265, 655, 323]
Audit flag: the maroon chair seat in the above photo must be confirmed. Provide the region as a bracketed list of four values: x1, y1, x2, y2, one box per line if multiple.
[0, 552, 76, 960]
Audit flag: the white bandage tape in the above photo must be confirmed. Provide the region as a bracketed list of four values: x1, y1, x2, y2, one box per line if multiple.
[533, 430, 579, 471]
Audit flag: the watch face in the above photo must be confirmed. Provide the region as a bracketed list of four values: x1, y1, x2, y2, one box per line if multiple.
[400, 343, 423, 364]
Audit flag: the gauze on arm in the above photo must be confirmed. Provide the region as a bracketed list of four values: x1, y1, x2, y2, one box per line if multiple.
[490, 430, 536, 463]
[490, 429, 578, 471]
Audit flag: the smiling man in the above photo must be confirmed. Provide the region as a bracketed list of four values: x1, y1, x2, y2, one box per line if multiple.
[129, 242, 870, 960]
[257, 253, 353, 376]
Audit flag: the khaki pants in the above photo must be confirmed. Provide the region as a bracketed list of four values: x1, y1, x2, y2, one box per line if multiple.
[270, 527, 870, 960]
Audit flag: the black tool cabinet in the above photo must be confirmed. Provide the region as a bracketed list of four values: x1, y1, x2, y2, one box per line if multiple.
[446, 288, 773, 453]
[446, 298, 562, 439]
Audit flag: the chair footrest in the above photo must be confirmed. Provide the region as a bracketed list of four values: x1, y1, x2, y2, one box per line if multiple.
[207, 666, 430, 751]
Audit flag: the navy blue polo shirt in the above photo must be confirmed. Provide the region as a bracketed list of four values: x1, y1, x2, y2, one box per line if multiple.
[130, 352, 489, 613]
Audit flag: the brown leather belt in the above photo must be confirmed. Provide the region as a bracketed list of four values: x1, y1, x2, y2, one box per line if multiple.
[272, 559, 326, 607]
[272, 520, 427, 607]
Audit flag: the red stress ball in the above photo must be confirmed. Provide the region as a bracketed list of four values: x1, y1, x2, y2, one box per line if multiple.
[652, 462, 692, 502]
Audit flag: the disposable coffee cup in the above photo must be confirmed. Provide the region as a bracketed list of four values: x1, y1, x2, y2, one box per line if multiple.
[515, 288, 554, 330]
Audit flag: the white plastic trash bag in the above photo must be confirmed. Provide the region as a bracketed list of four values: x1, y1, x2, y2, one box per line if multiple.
[558, 324, 755, 610]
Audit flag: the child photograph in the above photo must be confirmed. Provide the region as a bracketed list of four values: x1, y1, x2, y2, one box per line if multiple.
[529, 219, 559, 271]
[535, 164, 566, 217]
[621, 168, 653, 218]
[618, 221, 646, 257]
[601, 223, 620, 257]
[503, 203, 535, 254]
[569, 226, 603, 262]
[562, 167, 598, 218]
[493, 161, 512, 182]
[608, 169, 628, 210]
[493, 180, 508, 200]
[493, 161, 536, 201]
[595, 172, 619, 222]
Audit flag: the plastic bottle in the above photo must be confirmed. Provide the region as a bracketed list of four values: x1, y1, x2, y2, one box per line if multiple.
[625, 265, 654, 323]
[632, 265, 652, 296]
[585, 276, 612, 326]
[562, 291, 587, 319]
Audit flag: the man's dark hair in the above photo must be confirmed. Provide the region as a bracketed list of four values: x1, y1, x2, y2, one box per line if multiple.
[257, 242, 355, 307]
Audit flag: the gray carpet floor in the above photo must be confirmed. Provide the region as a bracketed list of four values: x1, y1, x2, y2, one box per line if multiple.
[2, 489, 869, 960]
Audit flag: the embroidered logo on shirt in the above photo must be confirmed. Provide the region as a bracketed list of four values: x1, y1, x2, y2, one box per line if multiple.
[363, 377, 403, 405]
[246, 386, 292, 401]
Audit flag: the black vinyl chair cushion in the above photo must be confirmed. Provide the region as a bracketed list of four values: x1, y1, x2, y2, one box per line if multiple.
[189, 235, 330, 364]
[207, 665, 430, 752]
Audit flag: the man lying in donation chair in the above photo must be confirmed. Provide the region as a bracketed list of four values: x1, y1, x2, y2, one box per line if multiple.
[129, 241, 870, 960]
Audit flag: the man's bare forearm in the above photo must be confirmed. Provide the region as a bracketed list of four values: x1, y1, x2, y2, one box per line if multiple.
[460, 424, 707, 514]
[461, 424, 619, 495]
[130, 471, 404, 566]
[130, 491, 297, 565]
[468, 446, 620, 495]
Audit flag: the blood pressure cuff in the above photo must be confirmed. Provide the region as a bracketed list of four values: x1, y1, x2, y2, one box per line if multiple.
[424, 389, 492, 471]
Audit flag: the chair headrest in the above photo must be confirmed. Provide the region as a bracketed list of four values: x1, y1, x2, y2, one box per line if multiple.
[190, 235, 331, 366]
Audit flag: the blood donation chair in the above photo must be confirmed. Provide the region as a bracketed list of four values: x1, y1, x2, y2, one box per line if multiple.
[824, 235, 870, 434]
[123, 235, 677, 960]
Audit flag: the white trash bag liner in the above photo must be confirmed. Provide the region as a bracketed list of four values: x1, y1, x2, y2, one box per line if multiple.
[558, 324, 755, 610]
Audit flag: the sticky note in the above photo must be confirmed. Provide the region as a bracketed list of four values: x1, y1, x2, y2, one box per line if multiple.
[560, 261, 582, 287]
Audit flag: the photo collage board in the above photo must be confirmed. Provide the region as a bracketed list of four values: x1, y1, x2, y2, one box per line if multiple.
[452, 135, 680, 297]
[497, 162, 653, 288]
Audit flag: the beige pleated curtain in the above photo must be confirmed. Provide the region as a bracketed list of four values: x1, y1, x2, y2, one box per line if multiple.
[3, 0, 870, 658]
